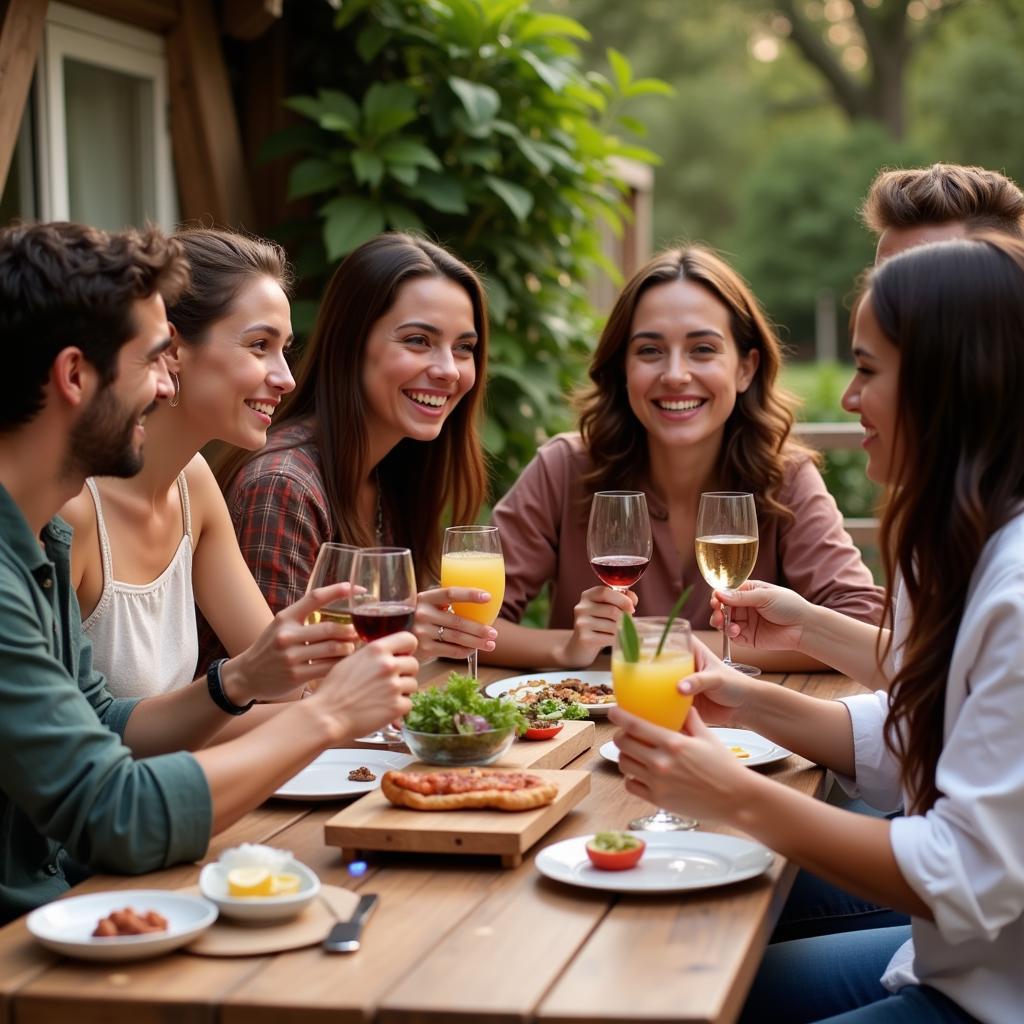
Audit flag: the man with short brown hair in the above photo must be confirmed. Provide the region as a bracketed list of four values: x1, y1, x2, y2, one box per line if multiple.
[862, 163, 1024, 262]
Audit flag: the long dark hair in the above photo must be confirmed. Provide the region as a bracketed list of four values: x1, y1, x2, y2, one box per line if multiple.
[575, 244, 812, 523]
[871, 234, 1024, 812]
[214, 232, 488, 582]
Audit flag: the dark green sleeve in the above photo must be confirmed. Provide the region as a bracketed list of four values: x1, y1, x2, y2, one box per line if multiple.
[0, 577, 212, 872]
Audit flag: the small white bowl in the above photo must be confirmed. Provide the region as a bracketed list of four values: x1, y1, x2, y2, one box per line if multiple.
[198, 858, 320, 922]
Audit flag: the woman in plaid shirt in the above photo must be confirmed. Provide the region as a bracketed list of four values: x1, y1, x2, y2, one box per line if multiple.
[209, 233, 496, 669]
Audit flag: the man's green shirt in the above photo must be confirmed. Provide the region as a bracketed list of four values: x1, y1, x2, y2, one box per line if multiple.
[0, 484, 211, 924]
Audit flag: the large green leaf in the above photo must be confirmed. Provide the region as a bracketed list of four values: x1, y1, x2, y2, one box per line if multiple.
[351, 150, 384, 188]
[484, 176, 534, 223]
[288, 159, 346, 200]
[518, 13, 591, 44]
[378, 139, 442, 171]
[406, 172, 468, 214]
[363, 82, 419, 138]
[321, 196, 385, 260]
[383, 203, 425, 233]
[448, 76, 501, 126]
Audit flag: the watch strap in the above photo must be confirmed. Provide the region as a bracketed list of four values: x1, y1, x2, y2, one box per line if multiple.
[206, 658, 254, 716]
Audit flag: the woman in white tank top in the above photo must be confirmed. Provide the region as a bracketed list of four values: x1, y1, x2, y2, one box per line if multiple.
[62, 230, 357, 701]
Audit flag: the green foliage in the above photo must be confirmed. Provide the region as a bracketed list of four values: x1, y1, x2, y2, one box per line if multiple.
[274, 0, 670, 494]
[405, 672, 526, 734]
[781, 361, 880, 521]
[730, 123, 923, 348]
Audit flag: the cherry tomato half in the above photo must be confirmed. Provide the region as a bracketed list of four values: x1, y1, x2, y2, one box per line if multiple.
[522, 722, 565, 741]
[585, 836, 646, 871]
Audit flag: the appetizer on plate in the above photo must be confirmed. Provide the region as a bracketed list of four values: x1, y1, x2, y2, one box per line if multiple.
[515, 697, 588, 741]
[509, 678, 616, 707]
[381, 767, 558, 811]
[585, 831, 647, 871]
[199, 844, 320, 922]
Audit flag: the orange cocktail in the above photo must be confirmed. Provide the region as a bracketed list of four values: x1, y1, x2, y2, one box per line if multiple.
[612, 617, 694, 731]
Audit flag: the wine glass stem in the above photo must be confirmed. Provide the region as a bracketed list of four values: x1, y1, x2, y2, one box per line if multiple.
[722, 604, 734, 665]
[467, 648, 479, 681]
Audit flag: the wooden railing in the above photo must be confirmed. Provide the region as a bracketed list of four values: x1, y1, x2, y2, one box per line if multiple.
[792, 421, 878, 547]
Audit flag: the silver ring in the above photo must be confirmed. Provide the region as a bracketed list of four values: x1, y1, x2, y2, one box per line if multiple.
[436, 625, 445, 640]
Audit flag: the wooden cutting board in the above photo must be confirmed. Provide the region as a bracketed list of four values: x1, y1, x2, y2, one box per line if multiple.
[493, 719, 595, 769]
[324, 769, 590, 868]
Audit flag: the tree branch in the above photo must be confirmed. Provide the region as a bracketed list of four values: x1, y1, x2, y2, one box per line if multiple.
[777, 0, 869, 120]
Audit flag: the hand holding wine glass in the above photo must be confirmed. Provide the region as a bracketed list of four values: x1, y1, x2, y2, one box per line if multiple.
[695, 492, 760, 676]
[587, 491, 653, 593]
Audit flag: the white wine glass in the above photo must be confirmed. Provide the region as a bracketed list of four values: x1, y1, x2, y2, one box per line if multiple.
[440, 526, 505, 680]
[695, 492, 760, 676]
[347, 547, 418, 742]
[612, 617, 697, 831]
[587, 491, 653, 593]
[305, 543, 359, 626]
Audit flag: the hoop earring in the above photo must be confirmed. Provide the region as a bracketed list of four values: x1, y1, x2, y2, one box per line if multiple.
[168, 372, 181, 408]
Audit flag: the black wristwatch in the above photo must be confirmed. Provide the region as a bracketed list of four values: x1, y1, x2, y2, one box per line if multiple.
[206, 658, 254, 716]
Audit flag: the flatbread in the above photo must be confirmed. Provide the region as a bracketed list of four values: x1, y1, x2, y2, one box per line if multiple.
[381, 768, 558, 812]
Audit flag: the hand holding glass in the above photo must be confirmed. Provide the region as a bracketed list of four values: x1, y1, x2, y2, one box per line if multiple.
[612, 616, 697, 831]
[695, 491, 760, 676]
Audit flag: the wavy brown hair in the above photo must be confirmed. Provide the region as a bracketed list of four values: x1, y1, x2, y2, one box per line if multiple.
[214, 233, 488, 583]
[870, 234, 1024, 813]
[575, 245, 813, 524]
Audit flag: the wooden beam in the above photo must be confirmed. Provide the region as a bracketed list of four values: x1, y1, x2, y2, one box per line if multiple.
[62, 0, 179, 33]
[167, 0, 253, 228]
[0, 0, 47, 196]
[222, 0, 281, 41]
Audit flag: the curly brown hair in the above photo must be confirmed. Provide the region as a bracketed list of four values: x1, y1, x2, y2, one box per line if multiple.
[0, 221, 188, 432]
[575, 245, 813, 525]
[870, 233, 1024, 814]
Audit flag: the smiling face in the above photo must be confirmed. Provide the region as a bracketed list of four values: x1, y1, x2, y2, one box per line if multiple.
[172, 275, 294, 448]
[360, 275, 478, 450]
[69, 291, 174, 477]
[623, 279, 759, 460]
[842, 293, 901, 484]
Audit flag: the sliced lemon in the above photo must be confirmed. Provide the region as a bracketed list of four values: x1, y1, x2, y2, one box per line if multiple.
[271, 872, 301, 895]
[227, 866, 274, 897]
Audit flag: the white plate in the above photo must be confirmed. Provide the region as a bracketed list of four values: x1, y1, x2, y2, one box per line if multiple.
[599, 728, 792, 769]
[484, 671, 616, 716]
[199, 858, 320, 922]
[536, 831, 773, 893]
[273, 748, 414, 801]
[26, 889, 216, 961]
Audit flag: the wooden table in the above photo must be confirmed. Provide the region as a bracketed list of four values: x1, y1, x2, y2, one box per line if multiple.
[0, 663, 862, 1024]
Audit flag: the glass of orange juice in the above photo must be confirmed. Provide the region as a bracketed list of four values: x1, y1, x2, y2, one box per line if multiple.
[441, 526, 505, 680]
[613, 616, 697, 831]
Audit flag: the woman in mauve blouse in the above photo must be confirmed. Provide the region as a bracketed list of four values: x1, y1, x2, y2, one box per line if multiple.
[488, 245, 883, 672]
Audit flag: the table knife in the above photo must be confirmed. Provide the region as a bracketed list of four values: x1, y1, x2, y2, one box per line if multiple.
[323, 893, 379, 953]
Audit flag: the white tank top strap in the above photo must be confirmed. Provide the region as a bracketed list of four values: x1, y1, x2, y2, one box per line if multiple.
[176, 471, 193, 542]
[84, 477, 115, 604]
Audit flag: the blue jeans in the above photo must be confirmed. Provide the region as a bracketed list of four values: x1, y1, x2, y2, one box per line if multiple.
[740, 927, 977, 1023]
[772, 869, 910, 943]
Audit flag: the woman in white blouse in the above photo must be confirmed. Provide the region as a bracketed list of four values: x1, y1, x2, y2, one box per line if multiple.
[611, 233, 1024, 1023]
